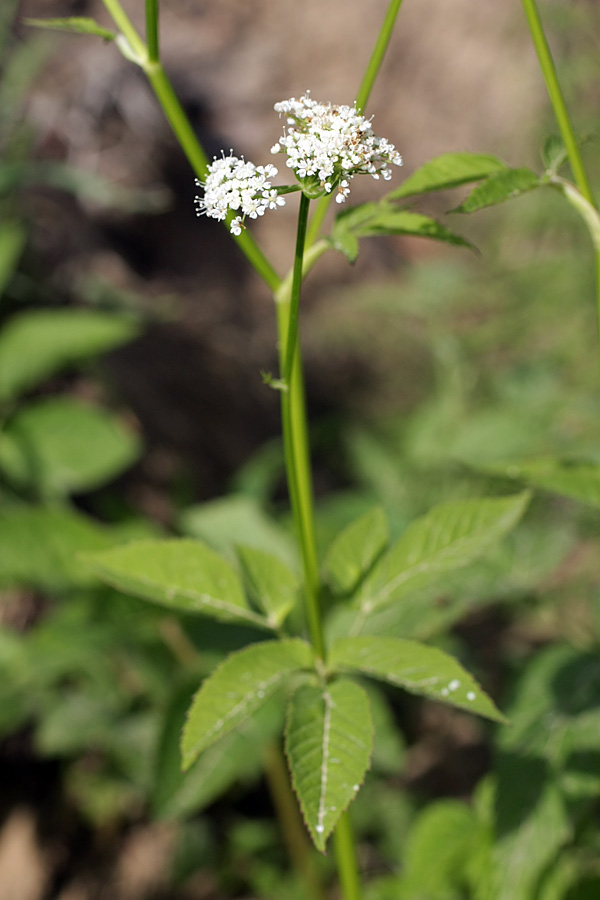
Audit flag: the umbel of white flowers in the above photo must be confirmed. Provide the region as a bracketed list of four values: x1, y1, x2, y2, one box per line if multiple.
[195, 92, 402, 235]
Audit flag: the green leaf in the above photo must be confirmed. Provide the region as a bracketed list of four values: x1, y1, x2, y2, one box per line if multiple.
[351, 493, 530, 630]
[236, 545, 298, 627]
[83, 539, 271, 628]
[452, 167, 542, 213]
[153, 685, 283, 820]
[488, 458, 600, 509]
[182, 639, 313, 769]
[285, 679, 373, 851]
[0, 397, 141, 496]
[24, 17, 116, 41]
[0, 504, 114, 590]
[329, 636, 505, 723]
[332, 203, 472, 263]
[324, 505, 389, 595]
[389, 152, 506, 200]
[0, 309, 140, 404]
[541, 134, 568, 174]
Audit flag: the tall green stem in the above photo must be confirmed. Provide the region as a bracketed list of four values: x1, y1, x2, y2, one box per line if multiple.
[306, 0, 405, 247]
[522, 0, 600, 355]
[278, 193, 324, 660]
[102, 0, 281, 292]
[333, 813, 362, 900]
[521, 0, 595, 206]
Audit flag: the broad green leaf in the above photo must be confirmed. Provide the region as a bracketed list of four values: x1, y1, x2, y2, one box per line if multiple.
[0, 397, 141, 496]
[351, 493, 530, 629]
[24, 17, 116, 41]
[83, 539, 271, 628]
[236, 545, 298, 627]
[0, 220, 26, 300]
[182, 639, 312, 769]
[324, 505, 389, 595]
[0, 504, 113, 590]
[389, 152, 505, 200]
[329, 636, 505, 723]
[332, 203, 472, 263]
[0, 309, 140, 403]
[285, 679, 373, 851]
[453, 167, 542, 213]
[488, 458, 600, 509]
[153, 687, 283, 820]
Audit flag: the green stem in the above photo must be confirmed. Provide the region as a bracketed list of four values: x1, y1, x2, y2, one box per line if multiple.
[306, 0, 405, 247]
[263, 741, 326, 900]
[145, 0, 159, 64]
[102, 0, 281, 292]
[333, 812, 362, 900]
[522, 0, 595, 206]
[278, 193, 324, 660]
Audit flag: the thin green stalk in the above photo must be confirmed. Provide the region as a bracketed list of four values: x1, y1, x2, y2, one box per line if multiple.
[333, 812, 362, 900]
[263, 741, 326, 900]
[522, 0, 595, 206]
[278, 193, 324, 660]
[102, 0, 281, 292]
[306, 0, 405, 247]
[145, 0, 159, 64]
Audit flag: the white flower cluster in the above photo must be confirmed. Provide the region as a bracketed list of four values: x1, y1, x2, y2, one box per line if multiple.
[195, 153, 285, 235]
[271, 93, 402, 202]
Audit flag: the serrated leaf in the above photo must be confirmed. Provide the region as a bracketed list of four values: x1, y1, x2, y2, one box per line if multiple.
[329, 636, 505, 723]
[0, 309, 139, 404]
[153, 685, 283, 820]
[453, 167, 542, 213]
[332, 203, 472, 262]
[24, 17, 116, 41]
[389, 153, 506, 200]
[236, 545, 298, 627]
[182, 639, 312, 769]
[0, 397, 141, 496]
[285, 679, 373, 851]
[83, 539, 271, 628]
[489, 458, 600, 509]
[324, 505, 389, 595]
[351, 493, 530, 631]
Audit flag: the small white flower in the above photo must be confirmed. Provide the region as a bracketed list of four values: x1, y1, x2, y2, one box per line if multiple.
[272, 91, 402, 202]
[195, 152, 286, 234]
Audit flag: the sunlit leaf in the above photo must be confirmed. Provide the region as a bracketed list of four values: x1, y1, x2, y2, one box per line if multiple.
[182, 639, 313, 769]
[285, 679, 373, 851]
[83, 539, 271, 628]
[350, 493, 530, 631]
[324, 505, 389, 595]
[237, 545, 299, 627]
[453, 167, 542, 213]
[329, 636, 505, 722]
[389, 152, 505, 200]
[486, 458, 600, 509]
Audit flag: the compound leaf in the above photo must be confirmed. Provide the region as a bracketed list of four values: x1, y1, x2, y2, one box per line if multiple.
[324, 505, 389, 595]
[389, 152, 505, 200]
